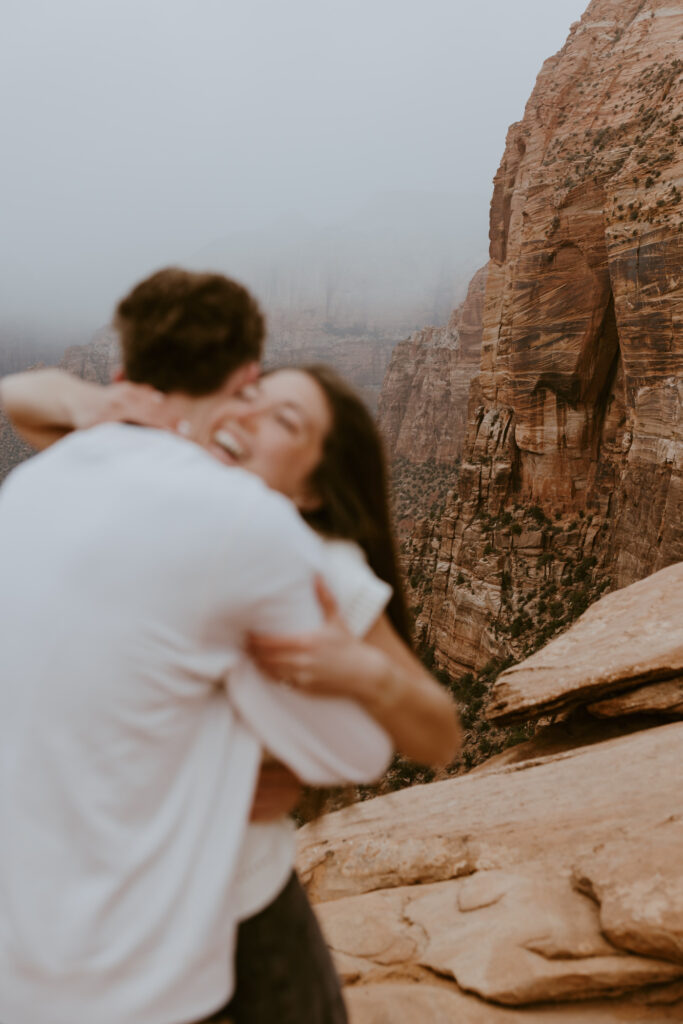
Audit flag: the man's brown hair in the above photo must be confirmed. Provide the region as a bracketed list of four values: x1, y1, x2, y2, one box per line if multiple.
[115, 267, 265, 395]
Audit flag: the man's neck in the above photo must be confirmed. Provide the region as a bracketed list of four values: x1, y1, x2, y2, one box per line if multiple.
[159, 393, 218, 443]
[126, 361, 258, 448]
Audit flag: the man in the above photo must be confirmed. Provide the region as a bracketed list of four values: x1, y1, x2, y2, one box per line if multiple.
[0, 268, 391, 1024]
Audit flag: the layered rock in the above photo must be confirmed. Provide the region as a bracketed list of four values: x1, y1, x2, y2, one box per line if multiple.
[401, 0, 683, 678]
[378, 264, 488, 463]
[488, 559, 683, 722]
[297, 563, 683, 1022]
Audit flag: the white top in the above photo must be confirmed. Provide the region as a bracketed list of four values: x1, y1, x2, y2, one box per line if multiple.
[0, 425, 392, 1024]
[232, 539, 392, 920]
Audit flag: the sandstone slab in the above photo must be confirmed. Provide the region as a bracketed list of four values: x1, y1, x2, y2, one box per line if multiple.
[588, 676, 683, 717]
[299, 723, 683, 902]
[301, 830, 474, 904]
[345, 980, 683, 1023]
[487, 562, 683, 723]
[575, 830, 683, 966]
[318, 872, 682, 1008]
[300, 723, 683, 1018]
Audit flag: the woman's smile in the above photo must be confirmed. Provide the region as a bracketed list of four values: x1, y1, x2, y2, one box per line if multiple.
[212, 427, 249, 463]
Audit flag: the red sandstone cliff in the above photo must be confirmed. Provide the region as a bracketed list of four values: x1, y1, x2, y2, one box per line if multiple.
[378, 264, 488, 464]
[396, 0, 682, 681]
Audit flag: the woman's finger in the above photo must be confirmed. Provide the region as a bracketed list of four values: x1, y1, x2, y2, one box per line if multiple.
[96, 382, 174, 430]
[247, 632, 312, 653]
[253, 654, 318, 689]
[253, 651, 312, 674]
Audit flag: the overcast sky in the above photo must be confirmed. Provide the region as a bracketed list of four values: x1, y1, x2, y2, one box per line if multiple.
[1, 0, 588, 343]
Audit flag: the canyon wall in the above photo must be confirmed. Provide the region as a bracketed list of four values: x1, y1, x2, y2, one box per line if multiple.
[378, 264, 487, 464]
[400, 0, 683, 681]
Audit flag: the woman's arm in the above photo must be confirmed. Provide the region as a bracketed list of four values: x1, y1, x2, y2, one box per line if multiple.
[248, 581, 462, 768]
[0, 369, 99, 448]
[356, 613, 462, 767]
[0, 368, 172, 449]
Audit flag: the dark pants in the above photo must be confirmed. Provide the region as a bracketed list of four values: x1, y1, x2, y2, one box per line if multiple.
[202, 871, 348, 1024]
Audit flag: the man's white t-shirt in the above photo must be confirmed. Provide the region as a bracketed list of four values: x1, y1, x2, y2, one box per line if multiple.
[0, 425, 392, 1024]
[233, 539, 392, 921]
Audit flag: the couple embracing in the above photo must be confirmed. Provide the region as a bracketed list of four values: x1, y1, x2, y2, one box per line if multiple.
[0, 267, 460, 1024]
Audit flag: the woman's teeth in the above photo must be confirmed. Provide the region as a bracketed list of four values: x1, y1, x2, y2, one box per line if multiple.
[213, 429, 246, 460]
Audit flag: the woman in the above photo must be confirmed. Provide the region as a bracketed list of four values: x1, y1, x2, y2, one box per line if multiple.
[1, 363, 460, 1023]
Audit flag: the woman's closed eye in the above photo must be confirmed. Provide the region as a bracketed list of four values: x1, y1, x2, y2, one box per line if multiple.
[274, 407, 306, 434]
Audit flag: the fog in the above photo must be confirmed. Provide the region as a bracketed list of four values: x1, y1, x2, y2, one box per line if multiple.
[1, 0, 588, 360]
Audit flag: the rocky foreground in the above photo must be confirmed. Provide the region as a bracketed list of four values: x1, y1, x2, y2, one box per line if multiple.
[297, 561, 683, 1022]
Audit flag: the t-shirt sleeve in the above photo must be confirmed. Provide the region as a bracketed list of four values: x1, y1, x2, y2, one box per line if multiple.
[227, 663, 393, 786]
[217, 478, 393, 785]
[221, 477, 325, 636]
[321, 540, 392, 637]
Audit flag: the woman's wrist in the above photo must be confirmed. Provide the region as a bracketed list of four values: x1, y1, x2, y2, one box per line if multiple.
[355, 644, 410, 717]
[1, 369, 97, 431]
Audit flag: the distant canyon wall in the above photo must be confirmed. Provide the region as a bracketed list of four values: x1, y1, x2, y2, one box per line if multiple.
[387, 0, 682, 677]
[378, 264, 488, 463]
[265, 310, 406, 410]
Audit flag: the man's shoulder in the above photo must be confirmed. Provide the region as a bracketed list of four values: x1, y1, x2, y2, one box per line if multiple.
[111, 427, 322, 552]
[0, 424, 321, 561]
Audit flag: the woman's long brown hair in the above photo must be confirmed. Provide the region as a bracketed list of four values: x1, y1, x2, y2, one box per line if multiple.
[295, 364, 411, 645]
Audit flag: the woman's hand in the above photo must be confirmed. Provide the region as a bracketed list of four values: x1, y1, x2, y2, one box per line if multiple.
[249, 580, 462, 766]
[68, 379, 174, 432]
[247, 577, 390, 700]
[0, 369, 177, 449]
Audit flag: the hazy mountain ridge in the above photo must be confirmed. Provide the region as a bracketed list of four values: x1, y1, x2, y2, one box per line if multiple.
[191, 193, 484, 407]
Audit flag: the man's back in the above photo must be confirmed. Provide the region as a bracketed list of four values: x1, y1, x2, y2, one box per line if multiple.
[0, 424, 322, 1024]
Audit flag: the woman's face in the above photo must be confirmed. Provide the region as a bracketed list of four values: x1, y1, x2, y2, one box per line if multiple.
[206, 369, 332, 509]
